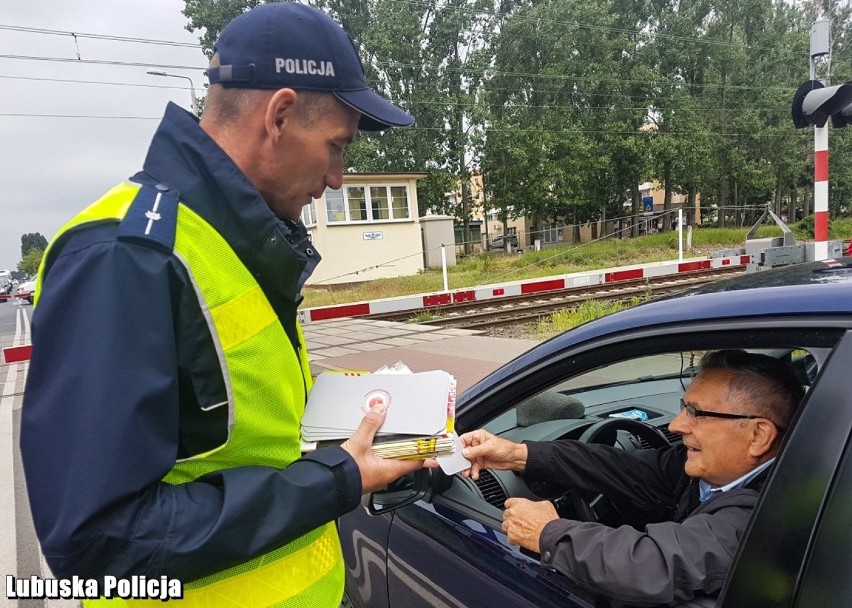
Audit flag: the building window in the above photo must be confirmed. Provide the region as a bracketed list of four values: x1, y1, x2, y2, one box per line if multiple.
[540, 222, 562, 243]
[370, 186, 390, 220]
[391, 186, 409, 219]
[301, 201, 317, 226]
[325, 184, 411, 223]
[348, 186, 368, 221]
[325, 188, 346, 222]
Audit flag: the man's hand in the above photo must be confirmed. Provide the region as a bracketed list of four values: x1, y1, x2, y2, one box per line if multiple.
[502, 497, 558, 553]
[459, 429, 527, 479]
[341, 405, 425, 494]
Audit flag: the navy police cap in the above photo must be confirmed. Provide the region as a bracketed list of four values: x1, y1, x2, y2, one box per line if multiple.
[205, 2, 414, 131]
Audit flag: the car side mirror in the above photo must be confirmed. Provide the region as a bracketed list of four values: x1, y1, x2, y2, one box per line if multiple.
[365, 468, 432, 515]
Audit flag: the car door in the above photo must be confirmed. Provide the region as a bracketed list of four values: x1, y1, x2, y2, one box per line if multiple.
[720, 329, 852, 607]
[378, 320, 847, 608]
[386, 499, 598, 608]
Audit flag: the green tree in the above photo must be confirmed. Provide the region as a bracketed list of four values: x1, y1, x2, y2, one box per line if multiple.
[18, 247, 44, 276]
[183, 0, 501, 239]
[21, 233, 48, 258]
[180, 0, 852, 241]
[483, 0, 651, 239]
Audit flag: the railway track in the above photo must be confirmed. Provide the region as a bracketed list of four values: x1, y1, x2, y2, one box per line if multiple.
[366, 266, 744, 330]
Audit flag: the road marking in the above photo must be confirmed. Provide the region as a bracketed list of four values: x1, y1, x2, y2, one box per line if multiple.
[20, 307, 30, 342]
[0, 307, 23, 604]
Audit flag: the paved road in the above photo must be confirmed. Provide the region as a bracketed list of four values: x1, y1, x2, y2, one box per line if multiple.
[0, 302, 77, 608]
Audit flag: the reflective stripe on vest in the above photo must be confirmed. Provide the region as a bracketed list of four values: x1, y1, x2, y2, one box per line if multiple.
[40, 183, 343, 608]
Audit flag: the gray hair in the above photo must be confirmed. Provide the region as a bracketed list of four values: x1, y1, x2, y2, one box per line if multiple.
[699, 350, 805, 430]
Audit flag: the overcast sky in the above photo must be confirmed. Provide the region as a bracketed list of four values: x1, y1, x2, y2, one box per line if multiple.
[0, 0, 208, 272]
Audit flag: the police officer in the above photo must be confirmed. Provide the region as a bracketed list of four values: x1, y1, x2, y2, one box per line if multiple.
[22, 4, 420, 606]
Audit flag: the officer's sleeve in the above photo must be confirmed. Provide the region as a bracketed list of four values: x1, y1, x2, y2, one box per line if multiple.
[20, 232, 361, 582]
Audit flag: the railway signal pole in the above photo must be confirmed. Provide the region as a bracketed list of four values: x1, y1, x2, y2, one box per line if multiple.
[790, 19, 852, 260]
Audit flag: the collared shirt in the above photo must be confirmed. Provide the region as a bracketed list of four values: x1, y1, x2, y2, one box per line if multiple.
[699, 458, 776, 503]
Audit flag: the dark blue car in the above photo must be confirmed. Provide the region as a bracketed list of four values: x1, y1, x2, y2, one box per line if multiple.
[338, 257, 852, 608]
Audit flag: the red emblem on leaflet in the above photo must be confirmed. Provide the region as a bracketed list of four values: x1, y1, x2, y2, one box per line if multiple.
[363, 389, 392, 413]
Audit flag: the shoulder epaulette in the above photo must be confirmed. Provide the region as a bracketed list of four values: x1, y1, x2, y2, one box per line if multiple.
[117, 183, 180, 253]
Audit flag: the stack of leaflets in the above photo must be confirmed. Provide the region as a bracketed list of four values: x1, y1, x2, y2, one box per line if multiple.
[301, 365, 457, 461]
[370, 434, 456, 460]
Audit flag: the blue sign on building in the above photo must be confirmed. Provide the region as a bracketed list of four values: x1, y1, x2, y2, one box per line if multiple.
[642, 196, 654, 215]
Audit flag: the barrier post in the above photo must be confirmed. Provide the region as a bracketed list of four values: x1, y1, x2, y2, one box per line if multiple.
[441, 244, 449, 292]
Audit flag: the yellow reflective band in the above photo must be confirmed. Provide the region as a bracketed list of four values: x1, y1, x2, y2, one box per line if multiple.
[110, 526, 340, 607]
[183, 524, 339, 607]
[210, 284, 278, 352]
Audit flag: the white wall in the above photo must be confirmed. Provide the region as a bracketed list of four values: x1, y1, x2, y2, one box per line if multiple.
[304, 174, 426, 285]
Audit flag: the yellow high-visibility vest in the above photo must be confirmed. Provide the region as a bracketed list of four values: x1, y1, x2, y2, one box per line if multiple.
[38, 182, 343, 608]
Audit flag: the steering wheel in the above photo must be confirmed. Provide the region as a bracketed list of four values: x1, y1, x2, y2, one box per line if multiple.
[567, 418, 671, 523]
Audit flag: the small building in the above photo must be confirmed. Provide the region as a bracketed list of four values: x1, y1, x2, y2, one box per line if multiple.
[300, 172, 430, 285]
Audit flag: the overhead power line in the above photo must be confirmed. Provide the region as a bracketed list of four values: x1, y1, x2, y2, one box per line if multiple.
[0, 73, 788, 115]
[0, 113, 159, 120]
[1, 17, 832, 94]
[0, 73, 193, 91]
[0, 24, 201, 48]
[0, 54, 207, 72]
[0, 50, 801, 95]
[0, 112, 819, 140]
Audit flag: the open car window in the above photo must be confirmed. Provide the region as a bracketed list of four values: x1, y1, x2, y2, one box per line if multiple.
[482, 347, 819, 444]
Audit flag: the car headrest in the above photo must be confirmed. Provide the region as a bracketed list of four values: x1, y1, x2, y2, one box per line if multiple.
[516, 392, 585, 426]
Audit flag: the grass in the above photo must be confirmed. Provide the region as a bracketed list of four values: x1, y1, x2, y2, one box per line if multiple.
[411, 310, 443, 323]
[302, 220, 852, 309]
[533, 298, 639, 338]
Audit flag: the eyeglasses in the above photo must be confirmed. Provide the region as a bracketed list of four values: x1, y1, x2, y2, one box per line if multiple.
[679, 400, 786, 432]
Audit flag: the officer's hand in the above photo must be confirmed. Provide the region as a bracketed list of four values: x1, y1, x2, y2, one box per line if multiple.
[460, 429, 527, 479]
[341, 405, 425, 494]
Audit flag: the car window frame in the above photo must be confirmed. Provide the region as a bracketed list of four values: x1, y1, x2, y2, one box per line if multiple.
[719, 329, 852, 607]
[457, 318, 845, 432]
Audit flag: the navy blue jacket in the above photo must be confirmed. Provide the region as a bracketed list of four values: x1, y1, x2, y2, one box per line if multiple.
[21, 103, 361, 582]
[526, 441, 769, 605]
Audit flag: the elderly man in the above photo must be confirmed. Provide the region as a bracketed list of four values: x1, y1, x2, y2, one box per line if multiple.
[22, 4, 419, 607]
[461, 349, 804, 606]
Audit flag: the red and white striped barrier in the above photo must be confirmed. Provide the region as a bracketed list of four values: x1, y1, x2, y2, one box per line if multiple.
[299, 254, 751, 324]
[2, 345, 32, 364]
[2, 255, 753, 362]
[0, 292, 32, 303]
[2, 302, 33, 364]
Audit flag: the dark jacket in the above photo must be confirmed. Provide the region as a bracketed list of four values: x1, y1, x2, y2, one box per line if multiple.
[524, 441, 768, 607]
[20, 103, 361, 583]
